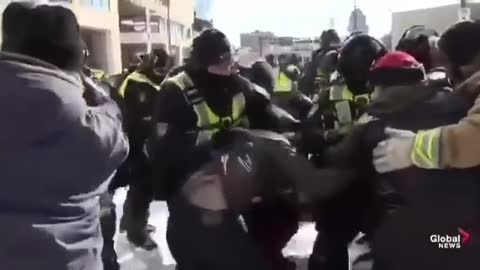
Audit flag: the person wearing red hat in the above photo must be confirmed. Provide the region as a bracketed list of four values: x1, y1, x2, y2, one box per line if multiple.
[308, 44, 475, 269]
[370, 51, 426, 100]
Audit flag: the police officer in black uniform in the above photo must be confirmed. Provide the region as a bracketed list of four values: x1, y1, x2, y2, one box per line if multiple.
[306, 34, 387, 270]
[396, 25, 450, 86]
[148, 28, 300, 270]
[302, 29, 342, 98]
[118, 48, 172, 250]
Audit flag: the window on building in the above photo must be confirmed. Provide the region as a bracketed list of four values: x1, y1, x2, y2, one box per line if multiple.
[120, 16, 147, 32]
[150, 15, 162, 33]
[169, 22, 186, 42]
[79, 0, 110, 11]
[159, 18, 167, 34]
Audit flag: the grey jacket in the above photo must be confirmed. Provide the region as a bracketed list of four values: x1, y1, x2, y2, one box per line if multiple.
[0, 53, 129, 270]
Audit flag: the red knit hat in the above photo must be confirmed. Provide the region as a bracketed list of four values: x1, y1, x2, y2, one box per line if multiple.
[370, 51, 425, 86]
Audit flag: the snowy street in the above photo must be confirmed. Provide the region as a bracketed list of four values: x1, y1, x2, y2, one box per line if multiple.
[113, 188, 318, 270]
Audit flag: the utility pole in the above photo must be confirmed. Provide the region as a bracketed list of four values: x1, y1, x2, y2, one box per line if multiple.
[459, 0, 471, 21]
[166, 0, 172, 54]
[145, 8, 152, 53]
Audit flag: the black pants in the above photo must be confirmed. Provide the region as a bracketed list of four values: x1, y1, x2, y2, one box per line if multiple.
[121, 178, 154, 237]
[100, 191, 120, 270]
[244, 198, 299, 270]
[309, 183, 375, 270]
[167, 196, 271, 270]
[120, 149, 154, 237]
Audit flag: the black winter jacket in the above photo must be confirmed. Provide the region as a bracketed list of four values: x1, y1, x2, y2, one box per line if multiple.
[326, 81, 480, 270]
[149, 68, 299, 200]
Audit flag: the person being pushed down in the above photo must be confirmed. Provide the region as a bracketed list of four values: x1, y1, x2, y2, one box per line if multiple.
[164, 128, 354, 270]
[148, 28, 304, 269]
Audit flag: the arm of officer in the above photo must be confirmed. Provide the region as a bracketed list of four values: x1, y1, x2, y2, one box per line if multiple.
[239, 75, 300, 132]
[376, 73, 480, 170]
[434, 92, 480, 168]
[257, 139, 355, 201]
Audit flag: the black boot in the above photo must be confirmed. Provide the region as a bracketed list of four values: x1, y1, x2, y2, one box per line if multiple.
[120, 219, 156, 233]
[127, 231, 158, 251]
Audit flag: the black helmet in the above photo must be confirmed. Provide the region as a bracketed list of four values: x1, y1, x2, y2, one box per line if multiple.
[191, 28, 232, 68]
[320, 29, 341, 50]
[396, 25, 439, 70]
[265, 54, 278, 67]
[338, 34, 387, 94]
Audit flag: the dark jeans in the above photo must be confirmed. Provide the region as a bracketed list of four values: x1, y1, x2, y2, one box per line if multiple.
[244, 198, 299, 270]
[167, 196, 271, 270]
[100, 191, 119, 270]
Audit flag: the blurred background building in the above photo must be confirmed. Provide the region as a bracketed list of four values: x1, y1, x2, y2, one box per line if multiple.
[119, 0, 194, 68]
[392, 1, 480, 46]
[194, 0, 214, 21]
[348, 7, 369, 34]
[1, 0, 123, 74]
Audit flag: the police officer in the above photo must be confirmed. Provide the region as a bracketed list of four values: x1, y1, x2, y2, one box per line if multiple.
[271, 54, 312, 119]
[118, 48, 172, 250]
[148, 28, 300, 270]
[306, 34, 386, 270]
[265, 53, 278, 69]
[396, 25, 450, 85]
[302, 29, 342, 98]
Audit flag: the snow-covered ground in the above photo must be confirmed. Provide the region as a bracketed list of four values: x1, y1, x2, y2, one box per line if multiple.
[113, 188, 318, 270]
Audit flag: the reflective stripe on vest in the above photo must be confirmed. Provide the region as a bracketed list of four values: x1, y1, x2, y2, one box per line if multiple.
[90, 68, 106, 80]
[167, 71, 247, 133]
[275, 71, 292, 92]
[411, 128, 441, 169]
[354, 94, 370, 105]
[118, 71, 160, 97]
[330, 85, 353, 101]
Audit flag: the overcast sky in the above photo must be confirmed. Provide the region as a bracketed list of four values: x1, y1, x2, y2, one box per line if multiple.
[209, 0, 459, 46]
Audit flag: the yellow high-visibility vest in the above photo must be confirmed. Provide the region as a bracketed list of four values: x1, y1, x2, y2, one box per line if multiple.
[90, 68, 107, 81]
[275, 71, 292, 93]
[411, 128, 441, 169]
[166, 71, 248, 135]
[118, 71, 161, 98]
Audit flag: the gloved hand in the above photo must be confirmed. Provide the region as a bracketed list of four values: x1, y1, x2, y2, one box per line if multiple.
[82, 73, 109, 106]
[373, 127, 416, 173]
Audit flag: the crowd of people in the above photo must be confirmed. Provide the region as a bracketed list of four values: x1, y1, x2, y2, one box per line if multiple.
[2, 1, 480, 270]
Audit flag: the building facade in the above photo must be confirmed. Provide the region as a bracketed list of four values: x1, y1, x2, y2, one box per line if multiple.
[291, 38, 320, 63]
[0, 0, 123, 74]
[240, 31, 277, 57]
[119, 0, 194, 68]
[392, 1, 480, 47]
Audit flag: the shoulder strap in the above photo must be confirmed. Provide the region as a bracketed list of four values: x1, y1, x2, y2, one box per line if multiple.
[118, 71, 160, 97]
